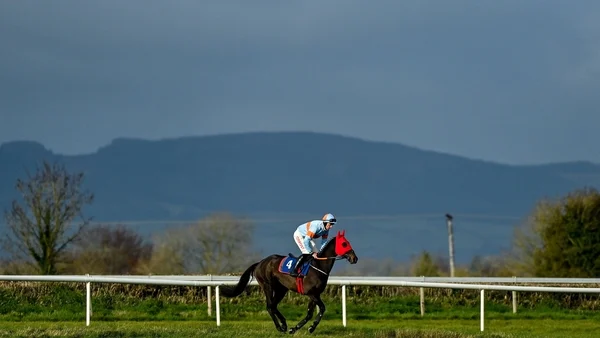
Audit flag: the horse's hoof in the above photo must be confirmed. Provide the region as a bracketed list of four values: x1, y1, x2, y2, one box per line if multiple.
[308, 326, 316, 333]
[288, 328, 297, 334]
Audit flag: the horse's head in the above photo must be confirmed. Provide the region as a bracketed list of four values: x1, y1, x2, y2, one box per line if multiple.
[334, 230, 358, 264]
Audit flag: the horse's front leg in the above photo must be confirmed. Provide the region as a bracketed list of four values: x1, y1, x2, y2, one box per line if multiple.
[288, 299, 316, 334]
[307, 295, 326, 334]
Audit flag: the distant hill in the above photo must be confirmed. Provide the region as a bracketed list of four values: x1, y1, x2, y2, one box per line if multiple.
[1, 131, 599, 264]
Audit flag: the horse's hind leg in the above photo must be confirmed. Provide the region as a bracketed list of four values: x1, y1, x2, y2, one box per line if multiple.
[307, 294, 326, 333]
[288, 299, 316, 334]
[271, 282, 289, 332]
[262, 283, 285, 332]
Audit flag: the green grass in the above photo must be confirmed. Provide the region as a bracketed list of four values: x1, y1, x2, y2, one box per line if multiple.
[0, 319, 599, 338]
[3, 293, 600, 323]
[3, 281, 600, 322]
[3, 282, 600, 337]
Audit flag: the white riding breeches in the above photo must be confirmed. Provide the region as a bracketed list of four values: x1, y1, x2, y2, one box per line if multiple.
[293, 229, 316, 254]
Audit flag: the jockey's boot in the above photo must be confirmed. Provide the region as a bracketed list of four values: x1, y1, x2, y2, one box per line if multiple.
[289, 254, 310, 277]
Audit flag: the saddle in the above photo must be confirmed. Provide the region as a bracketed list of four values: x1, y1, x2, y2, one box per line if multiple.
[278, 254, 312, 277]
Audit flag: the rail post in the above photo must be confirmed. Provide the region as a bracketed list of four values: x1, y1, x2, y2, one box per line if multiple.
[216, 285, 221, 326]
[420, 287, 425, 316]
[480, 289, 485, 332]
[342, 284, 347, 327]
[85, 274, 91, 326]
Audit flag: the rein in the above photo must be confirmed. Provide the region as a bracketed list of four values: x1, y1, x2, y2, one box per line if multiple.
[313, 256, 344, 261]
[309, 255, 346, 276]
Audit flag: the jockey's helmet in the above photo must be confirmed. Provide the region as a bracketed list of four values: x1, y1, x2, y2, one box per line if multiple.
[322, 213, 337, 224]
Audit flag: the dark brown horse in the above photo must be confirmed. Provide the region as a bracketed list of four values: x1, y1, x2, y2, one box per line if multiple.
[220, 230, 358, 334]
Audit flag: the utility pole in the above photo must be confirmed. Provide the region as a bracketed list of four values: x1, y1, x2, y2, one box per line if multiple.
[445, 213, 455, 277]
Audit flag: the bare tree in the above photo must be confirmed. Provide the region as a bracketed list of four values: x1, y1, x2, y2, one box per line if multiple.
[2, 161, 94, 274]
[63, 224, 153, 275]
[141, 212, 260, 275]
[410, 250, 441, 277]
[0, 257, 39, 275]
[503, 201, 550, 277]
[136, 230, 187, 275]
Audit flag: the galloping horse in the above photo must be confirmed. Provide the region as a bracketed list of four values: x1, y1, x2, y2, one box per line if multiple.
[220, 230, 358, 334]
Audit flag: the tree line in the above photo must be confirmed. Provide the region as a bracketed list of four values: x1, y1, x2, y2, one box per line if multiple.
[335, 186, 600, 278]
[2, 160, 600, 277]
[0, 161, 261, 275]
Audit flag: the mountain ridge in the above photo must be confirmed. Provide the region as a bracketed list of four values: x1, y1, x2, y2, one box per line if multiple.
[2, 131, 599, 262]
[4, 131, 597, 168]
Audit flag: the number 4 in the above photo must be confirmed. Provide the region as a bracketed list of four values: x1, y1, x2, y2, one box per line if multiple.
[286, 260, 293, 269]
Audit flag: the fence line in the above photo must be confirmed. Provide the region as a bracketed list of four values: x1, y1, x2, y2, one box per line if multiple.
[2, 274, 600, 332]
[89, 275, 600, 284]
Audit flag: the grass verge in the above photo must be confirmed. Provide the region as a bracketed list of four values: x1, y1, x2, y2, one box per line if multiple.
[1, 319, 599, 338]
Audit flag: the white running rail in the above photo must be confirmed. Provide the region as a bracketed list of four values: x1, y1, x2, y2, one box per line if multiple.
[2, 274, 600, 332]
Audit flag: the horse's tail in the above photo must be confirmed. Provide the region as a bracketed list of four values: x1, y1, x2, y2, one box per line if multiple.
[220, 262, 259, 297]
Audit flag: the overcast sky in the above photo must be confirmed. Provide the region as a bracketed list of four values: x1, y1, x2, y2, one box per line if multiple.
[1, 1, 599, 165]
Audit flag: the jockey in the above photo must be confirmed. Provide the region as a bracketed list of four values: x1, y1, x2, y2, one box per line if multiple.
[290, 213, 337, 277]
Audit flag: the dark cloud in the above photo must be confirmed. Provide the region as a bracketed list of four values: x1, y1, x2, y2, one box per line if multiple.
[1, 1, 599, 164]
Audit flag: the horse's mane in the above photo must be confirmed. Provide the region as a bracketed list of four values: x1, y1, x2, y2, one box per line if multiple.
[318, 235, 337, 255]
